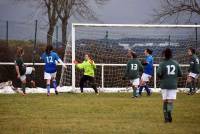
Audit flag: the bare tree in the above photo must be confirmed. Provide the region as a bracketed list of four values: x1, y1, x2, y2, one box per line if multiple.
[56, 0, 109, 45]
[16, 0, 109, 45]
[153, 0, 200, 23]
[56, 0, 74, 45]
[43, 0, 59, 45]
[15, 0, 59, 45]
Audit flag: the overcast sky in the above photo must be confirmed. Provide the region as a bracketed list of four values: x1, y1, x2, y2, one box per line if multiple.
[0, 0, 161, 41]
[0, 0, 160, 24]
[0, 0, 199, 42]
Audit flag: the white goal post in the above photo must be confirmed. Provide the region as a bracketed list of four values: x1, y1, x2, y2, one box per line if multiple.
[71, 23, 199, 91]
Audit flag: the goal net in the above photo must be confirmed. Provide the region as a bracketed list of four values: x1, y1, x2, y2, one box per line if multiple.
[60, 24, 200, 92]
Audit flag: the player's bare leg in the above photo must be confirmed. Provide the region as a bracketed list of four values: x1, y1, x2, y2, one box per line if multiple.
[31, 80, 36, 88]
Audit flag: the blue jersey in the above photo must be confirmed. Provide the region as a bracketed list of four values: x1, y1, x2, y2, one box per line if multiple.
[144, 55, 153, 75]
[41, 51, 60, 73]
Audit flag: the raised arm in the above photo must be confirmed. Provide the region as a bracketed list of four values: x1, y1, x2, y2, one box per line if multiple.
[58, 58, 67, 69]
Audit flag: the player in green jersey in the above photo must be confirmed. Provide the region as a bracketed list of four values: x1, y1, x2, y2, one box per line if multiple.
[123, 50, 143, 98]
[186, 47, 200, 95]
[14, 47, 35, 95]
[74, 54, 98, 94]
[157, 48, 182, 123]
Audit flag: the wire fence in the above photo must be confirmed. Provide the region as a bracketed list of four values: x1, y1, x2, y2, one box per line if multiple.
[0, 19, 64, 47]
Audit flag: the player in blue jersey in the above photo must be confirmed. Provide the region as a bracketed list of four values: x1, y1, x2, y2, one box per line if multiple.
[138, 49, 153, 96]
[41, 45, 67, 96]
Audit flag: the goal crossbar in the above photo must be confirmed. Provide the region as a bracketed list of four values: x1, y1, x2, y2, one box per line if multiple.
[72, 23, 200, 28]
[70, 23, 197, 91]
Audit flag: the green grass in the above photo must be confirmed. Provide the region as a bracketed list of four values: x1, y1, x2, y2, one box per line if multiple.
[0, 93, 200, 134]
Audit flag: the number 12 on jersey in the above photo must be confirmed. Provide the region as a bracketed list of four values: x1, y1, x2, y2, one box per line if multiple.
[46, 56, 53, 63]
[166, 65, 175, 75]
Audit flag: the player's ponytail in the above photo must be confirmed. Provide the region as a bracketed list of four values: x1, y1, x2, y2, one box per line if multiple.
[163, 48, 172, 60]
[146, 49, 153, 55]
[46, 45, 53, 55]
[131, 51, 137, 58]
[188, 47, 195, 54]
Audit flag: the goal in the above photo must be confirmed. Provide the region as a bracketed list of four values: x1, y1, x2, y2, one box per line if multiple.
[59, 23, 200, 92]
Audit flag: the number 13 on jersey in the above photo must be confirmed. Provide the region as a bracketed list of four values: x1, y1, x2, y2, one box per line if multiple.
[131, 64, 138, 70]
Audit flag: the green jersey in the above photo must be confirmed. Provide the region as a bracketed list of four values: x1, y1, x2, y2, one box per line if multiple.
[76, 60, 96, 77]
[188, 54, 200, 74]
[14, 57, 26, 75]
[124, 59, 143, 80]
[157, 59, 182, 90]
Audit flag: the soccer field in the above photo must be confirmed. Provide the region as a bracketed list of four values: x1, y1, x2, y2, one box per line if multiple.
[0, 93, 200, 134]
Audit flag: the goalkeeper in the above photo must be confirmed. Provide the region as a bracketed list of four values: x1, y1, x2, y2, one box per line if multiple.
[123, 50, 143, 98]
[74, 54, 99, 94]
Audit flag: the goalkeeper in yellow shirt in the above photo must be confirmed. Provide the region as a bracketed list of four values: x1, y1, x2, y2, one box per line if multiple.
[74, 54, 99, 94]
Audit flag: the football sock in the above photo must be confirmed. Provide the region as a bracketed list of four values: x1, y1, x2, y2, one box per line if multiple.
[135, 88, 139, 97]
[21, 83, 26, 94]
[167, 102, 173, 122]
[167, 103, 173, 112]
[132, 87, 137, 97]
[139, 86, 143, 95]
[163, 102, 168, 121]
[52, 80, 57, 91]
[188, 82, 193, 93]
[192, 80, 196, 92]
[47, 84, 50, 94]
[144, 85, 151, 95]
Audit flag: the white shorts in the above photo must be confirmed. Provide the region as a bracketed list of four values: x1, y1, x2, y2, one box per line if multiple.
[161, 89, 177, 100]
[141, 73, 152, 82]
[20, 67, 34, 81]
[188, 72, 199, 79]
[44, 72, 57, 80]
[130, 78, 140, 87]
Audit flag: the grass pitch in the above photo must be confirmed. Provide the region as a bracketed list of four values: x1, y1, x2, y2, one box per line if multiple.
[0, 93, 200, 134]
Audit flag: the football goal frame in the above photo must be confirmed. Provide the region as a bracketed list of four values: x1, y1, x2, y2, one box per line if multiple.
[71, 23, 200, 91]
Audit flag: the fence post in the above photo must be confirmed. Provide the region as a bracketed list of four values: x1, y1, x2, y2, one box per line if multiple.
[195, 23, 198, 50]
[32, 20, 38, 66]
[56, 25, 58, 48]
[6, 21, 8, 46]
[154, 65, 157, 90]
[101, 65, 104, 90]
